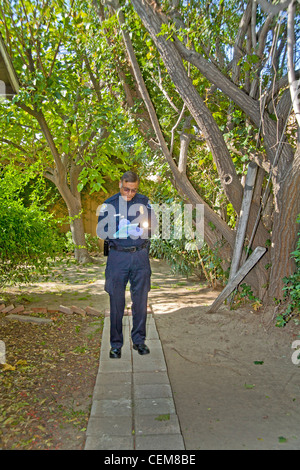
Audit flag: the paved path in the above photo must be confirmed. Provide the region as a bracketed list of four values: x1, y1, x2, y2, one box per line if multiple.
[84, 312, 185, 450]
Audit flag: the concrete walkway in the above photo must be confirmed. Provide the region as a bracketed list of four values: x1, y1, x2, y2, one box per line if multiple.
[84, 312, 185, 450]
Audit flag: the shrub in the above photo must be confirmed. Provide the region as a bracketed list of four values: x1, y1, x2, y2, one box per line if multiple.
[149, 236, 226, 286]
[0, 198, 64, 286]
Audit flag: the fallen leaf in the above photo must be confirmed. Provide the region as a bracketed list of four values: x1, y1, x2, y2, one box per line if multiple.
[15, 360, 28, 366]
[1, 363, 16, 372]
[155, 414, 170, 421]
[244, 383, 255, 389]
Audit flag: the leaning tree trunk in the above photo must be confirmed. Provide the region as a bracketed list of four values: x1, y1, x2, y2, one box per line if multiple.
[127, 0, 270, 296]
[107, 0, 236, 269]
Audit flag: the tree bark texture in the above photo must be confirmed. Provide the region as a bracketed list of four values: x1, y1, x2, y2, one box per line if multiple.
[269, 143, 300, 299]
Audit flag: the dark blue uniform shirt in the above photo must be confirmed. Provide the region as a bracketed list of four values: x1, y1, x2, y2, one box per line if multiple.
[97, 192, 157, 248]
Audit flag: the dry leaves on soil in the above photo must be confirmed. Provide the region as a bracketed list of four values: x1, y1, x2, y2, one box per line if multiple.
[0, 310, 103, 450]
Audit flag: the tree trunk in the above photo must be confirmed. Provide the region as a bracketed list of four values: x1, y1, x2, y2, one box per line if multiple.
[53, 167, 93, 264]
[45, 168, 93, 263]
[130, 0, 243, 213]
[268, 142, 300, 300]
[68, 198, 91, 264]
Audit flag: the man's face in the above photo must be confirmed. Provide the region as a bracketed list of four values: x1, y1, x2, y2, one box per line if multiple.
[119, 180, 139, 201]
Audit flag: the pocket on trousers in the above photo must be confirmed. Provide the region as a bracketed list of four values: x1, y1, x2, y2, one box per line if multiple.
[104, 257, 113, 294]
[138, 249, 151, 272]
[104, 268, 111, 294]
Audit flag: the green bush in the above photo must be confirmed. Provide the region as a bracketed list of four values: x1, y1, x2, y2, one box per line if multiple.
[149, 236, 226, 285]
[0, 198, 64, 287]
[150, 237, 201, 278]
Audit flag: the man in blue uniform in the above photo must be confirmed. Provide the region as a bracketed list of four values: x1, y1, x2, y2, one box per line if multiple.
[97, 171, 157, 359]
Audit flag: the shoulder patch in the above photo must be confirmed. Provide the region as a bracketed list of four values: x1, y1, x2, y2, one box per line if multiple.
[99, 203, 108, 213]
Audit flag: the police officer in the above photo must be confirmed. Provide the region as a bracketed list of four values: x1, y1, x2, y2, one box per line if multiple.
[97, 171, 157, 359]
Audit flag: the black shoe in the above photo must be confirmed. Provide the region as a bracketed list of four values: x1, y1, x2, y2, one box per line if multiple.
[109, 347, 121, 359]
[133, 343, 150, 355]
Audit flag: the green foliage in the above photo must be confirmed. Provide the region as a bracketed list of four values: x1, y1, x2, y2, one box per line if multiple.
[150, 237, 201, 278]
[0, 0, 136, 198]
[150, 235, 227, 287]
[276, 215, 300, 327]
[63, 231, 101, 254]
[229, 283, 262, 311]
[150, 236, 226, 286]
[0, 167, 64, 287]
[140, 161, 227, 286]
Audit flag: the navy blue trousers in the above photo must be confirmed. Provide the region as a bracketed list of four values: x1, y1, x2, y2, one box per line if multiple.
[104, 247, 151, 348]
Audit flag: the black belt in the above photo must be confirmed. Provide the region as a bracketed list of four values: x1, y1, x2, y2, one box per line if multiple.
[110, 242, 149, 253]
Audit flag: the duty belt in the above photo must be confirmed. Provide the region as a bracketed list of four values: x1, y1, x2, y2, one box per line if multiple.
[110, 241, 149, 253]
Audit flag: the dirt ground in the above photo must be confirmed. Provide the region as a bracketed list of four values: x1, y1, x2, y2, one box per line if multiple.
[149, 258, 300, 450]
[1, 255, 300, 450]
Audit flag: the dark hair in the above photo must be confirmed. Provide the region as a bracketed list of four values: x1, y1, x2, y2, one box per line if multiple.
[120, 171, 140, 184]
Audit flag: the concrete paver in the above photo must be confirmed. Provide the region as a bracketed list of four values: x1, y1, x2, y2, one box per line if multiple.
[84, 313, 185, 450]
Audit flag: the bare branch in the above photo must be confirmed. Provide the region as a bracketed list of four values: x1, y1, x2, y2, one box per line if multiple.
[108, 0, 177, 173]
[20, 0, 47, 78]
[251, 0, 257, 49]
[0, 138, 29, 154]
[84, 55, 102, 102]
[170, 104, 186, 156]
[150, 66, 180, 114]
[232, 0, 252, 84]
[47, 40, 62, 79]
